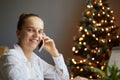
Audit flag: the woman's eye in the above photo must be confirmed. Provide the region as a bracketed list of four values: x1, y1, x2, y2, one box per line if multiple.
[38, 31, 43, 34]
[28, 28, 33, 32]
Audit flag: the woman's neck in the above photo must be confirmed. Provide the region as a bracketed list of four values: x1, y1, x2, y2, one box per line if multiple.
[24, 50, 32, 61]
[20, 45, 33, 61]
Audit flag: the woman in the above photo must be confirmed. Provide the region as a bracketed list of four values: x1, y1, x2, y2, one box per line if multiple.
[0, 13, 69, 80]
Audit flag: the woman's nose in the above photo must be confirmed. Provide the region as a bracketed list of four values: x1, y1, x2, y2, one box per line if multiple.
[33, 31, 41, 38]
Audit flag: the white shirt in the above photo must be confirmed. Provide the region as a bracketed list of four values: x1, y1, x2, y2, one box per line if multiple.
[0, 44, 69, 80]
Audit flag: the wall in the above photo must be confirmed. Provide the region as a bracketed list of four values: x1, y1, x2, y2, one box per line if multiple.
[0, 0, 120, 64]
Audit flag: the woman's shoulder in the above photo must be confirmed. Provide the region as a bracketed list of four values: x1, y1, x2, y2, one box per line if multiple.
[0, 49, 20, 63]
[3, 49, 19, 57]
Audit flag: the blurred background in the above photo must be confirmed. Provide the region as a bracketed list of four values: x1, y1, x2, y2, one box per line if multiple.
[0, 0, 120, 64]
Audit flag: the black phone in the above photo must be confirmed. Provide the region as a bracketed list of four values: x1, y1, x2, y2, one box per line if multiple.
[38, 40, 44, 52]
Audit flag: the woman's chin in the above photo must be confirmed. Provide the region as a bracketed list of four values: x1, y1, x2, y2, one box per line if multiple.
[30, 45, 38, 50]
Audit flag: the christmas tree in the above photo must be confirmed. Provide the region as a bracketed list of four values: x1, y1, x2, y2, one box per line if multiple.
[67, 0, 120, 79]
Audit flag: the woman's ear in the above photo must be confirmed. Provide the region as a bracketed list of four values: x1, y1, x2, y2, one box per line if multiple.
[16, 30, 20, 38]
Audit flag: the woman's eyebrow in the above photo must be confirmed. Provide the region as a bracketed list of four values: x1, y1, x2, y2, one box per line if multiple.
[26, 26, 44, 30]
[39, 29, 44, 31]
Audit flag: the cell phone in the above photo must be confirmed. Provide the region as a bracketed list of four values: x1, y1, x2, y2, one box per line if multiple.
[38, 40, 44, 52]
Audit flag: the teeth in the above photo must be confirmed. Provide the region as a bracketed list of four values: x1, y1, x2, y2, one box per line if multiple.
[31, 39, 38, 43]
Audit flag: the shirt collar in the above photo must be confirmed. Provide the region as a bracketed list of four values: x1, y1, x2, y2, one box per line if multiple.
[14, 44, 38, 63]
[14, 44, 30, 62]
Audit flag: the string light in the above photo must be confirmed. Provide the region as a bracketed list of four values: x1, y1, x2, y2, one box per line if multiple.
[86, 32, 90, 35]
[80, 68, 83, 71]
[92, 34, 96, 37]
[112, 17, 115, 20]
[79, 42, 82, 45]
[101, 28, 104, 31]
[72, 59, 77, 64]
[83, 42, 86, 45]
[80, 60, 83, 63]
[89, 75, 93, 79]
[89, 62, 92, 65]
[98, 13, 101, 16]
[104, 20, 107, 23]
[102, 12, 105, 14]
[93, 50, 97, 53]
[87, 4, 93, 8]
[82, 34, 85, 37]
[107, 14, 110, 17]
[94, 28, 98, 31]
[83, 59, 86, 62]
[93, 20, 96, 24]
[87, 5, 91, 8]
[94, 1, 97, 4]
[95, 47, 98, 50]
[107, 7, 110, 10]
[91, 50, 94, 53]
[101, 39, 105, 43]
[102, 6, 105, 10]
[84, 29, 88, 32]
[70, 74, 74, 80]
[109, 39, 111, 42]
[79, 37, 83, 41]
[84, 48, 87, 51]
[96, 38, 98, 41]
[86, 11, 91, 15]
[75, 50, 78, 53]
[111, 26, 114, 28]
[105, 28, 109, 31]
[89, 18, 92, 21]
[93, 13, 95, 16]
[111, 10, 113, 13]
[96, 61, 99, 64]
[110, 20, 114, 23]
[107, 33, 110, 36]
[99, 0, 102, 3]
[117, 35, 119, 38]
[97, 74, 101, 78]
[101, 20, 104, 23]
[79, 26, 83, 31]
[72, 47, 75, 51]
[76, 66, 80, 69]
[101, 66, 105, 70]
[98, 2, 102, 6]
[96, 23, 101, 26]
[92, 57, 95, 60]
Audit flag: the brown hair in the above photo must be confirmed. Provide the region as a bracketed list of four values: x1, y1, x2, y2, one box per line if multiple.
[17, 13, 40, 30]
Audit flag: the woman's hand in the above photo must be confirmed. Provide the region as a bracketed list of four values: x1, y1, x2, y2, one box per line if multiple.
[43, 34, 59, 57]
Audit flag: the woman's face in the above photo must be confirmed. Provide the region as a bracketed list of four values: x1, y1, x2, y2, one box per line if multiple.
[17, 16, 44, 50]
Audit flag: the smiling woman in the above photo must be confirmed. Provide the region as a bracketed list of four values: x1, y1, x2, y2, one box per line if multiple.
[0, 13, 69, 80]
[16, 15, 44, 53]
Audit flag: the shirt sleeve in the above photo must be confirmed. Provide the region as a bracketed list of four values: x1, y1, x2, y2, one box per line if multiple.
[41, 54, 70, 80]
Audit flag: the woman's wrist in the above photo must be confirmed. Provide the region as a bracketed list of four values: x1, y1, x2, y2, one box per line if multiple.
[51, 49, 60, 57]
